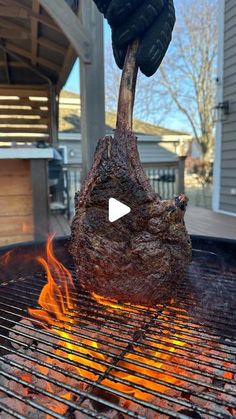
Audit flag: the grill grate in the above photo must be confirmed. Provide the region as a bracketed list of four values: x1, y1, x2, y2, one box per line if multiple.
[0, 255, 235, 419]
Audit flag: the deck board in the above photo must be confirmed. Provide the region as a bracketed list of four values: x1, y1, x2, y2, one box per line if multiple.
[185, 207, 236, 240]
[50, 207, 236, 241]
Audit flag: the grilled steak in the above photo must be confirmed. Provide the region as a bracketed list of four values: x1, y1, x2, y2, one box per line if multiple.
[70, 41, 192, 306]
[70, 128, 191, 306]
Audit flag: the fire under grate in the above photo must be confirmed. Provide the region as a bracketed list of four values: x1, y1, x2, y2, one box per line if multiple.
[0, 253, 236, 418]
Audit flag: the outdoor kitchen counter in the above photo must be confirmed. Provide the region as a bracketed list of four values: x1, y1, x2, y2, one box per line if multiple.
[0, 147, 53, 159]
[0, 148, 54, 246]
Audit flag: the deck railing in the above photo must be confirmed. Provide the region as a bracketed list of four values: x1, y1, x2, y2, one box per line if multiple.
[50, 160, 183, 218]
[145, 166, 178, 199]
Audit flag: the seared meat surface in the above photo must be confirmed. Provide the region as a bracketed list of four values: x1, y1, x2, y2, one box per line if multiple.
[70, 128, 192, 306]
[70, 40, 191, 306]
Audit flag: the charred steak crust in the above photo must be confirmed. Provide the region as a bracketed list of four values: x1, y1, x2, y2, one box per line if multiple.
[70, 129, 192, 307]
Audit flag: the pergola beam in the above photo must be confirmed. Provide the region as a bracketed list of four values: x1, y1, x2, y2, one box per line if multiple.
[31, 1, 40, 65]
[0, 0, 28, 7]
[32, 13, 59, 31]
[38, 0, 92, 63]
[3, 50, 10, 83]
[0, 6, 33, 18]
[37, 37, 67, 56]
[57, 46, 76, 92]
[4, 42, 61, 73]
[0, 4, 59, 30]
[0, 29, 28, 39]
[0, 61, 26, 66]
[37, 57, 60, 73]
[0, 17, 29, 35]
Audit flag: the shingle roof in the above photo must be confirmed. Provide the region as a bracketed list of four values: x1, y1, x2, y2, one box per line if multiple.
[59, 90, 190, 137]
[60, 90, 82, 99]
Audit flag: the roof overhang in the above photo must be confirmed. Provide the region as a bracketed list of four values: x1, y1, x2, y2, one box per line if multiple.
[0, 0, 91, 91]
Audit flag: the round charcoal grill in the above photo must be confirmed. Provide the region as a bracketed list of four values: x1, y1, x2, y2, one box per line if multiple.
[0, 236, 235, 419]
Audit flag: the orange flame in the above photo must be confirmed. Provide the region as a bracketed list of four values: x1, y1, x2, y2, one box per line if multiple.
[29, 236, 186, 403]
[0, 250, 13, 267]
[29, 235, 75, 326]
[22, 222, 30, 233]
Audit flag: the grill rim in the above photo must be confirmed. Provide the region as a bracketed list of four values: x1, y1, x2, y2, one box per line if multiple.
[0, 234, 236, 256]
[1, 234, 236, 285]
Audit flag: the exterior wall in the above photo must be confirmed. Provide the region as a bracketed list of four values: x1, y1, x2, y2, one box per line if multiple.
[0, 160, 34, 246]
[220, 0, 236, 214]
[58, 133, 179, 166]
[212, 0, 224, 211]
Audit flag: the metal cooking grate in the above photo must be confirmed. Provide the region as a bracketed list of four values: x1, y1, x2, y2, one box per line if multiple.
[0, 254, 235, 419]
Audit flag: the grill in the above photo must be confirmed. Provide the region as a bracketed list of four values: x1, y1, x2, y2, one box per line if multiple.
[0, 236, 235, 418]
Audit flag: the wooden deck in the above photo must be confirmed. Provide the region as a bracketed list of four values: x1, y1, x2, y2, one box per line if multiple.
[185, 207, 236, 240]
[50, 206, 236, 241]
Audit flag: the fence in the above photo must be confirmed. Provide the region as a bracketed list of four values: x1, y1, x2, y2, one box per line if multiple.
[50, 162, 180, 218]
[145, 166, 178, 200]
[64, 166, 81, 217]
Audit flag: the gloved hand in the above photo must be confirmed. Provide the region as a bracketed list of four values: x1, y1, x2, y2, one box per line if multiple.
[93, 0, 175, 77]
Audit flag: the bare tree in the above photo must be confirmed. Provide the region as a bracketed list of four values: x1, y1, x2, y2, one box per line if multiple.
[104, 0, 217, 153]
[158, 0, 217, 158]
[104, 39, 171, 124]
[105, 43, 121, 114]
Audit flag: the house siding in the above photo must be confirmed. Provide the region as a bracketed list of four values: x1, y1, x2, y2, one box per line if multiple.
[220, 0, 236, 213]
[58, 134, 179, 166]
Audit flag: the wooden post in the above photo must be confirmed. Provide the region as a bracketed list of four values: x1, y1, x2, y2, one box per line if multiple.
[49, 84, 58, 146]
[178, 156, 187, 194]
[79, 0, 105, 179]
[31, 159, 50, 240]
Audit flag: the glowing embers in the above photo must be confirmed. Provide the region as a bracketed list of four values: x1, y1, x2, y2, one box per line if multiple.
[28, 236, 186, 403]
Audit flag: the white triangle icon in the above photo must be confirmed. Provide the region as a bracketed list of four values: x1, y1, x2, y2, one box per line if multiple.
[108, 198, 131, 223]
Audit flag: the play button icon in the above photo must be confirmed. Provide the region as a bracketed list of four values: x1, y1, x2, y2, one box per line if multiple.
[108, 198, 131, 223]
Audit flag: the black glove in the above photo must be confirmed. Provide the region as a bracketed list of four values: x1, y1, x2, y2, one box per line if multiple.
[93, 0, 175, 77]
